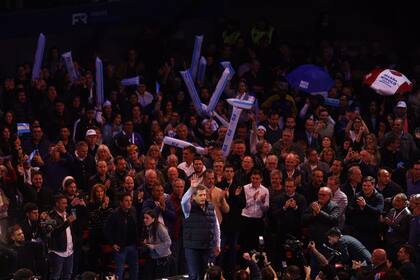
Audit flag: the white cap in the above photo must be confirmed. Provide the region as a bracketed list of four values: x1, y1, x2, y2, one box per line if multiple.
[257, 125, 267, 132]
[396, 101, 407, 108]
[86, 129, 97, 137]
[103, 100, 112, 107]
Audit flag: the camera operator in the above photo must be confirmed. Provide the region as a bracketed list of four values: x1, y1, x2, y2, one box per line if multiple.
[326, 228, 371, 266]
[235, 252, 263, 280]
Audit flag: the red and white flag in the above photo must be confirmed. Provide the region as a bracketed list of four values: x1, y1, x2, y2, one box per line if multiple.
[364, 68, 412, 96]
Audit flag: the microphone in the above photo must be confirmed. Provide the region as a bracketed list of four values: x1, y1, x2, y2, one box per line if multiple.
[322, 243, 341, 255]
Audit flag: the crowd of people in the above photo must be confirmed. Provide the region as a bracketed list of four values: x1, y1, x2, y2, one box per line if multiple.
[0, 17, 420, 280]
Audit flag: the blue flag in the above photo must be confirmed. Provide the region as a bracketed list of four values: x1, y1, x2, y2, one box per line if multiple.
[31, 33, 46, 81]
[95, 57, 104, 107]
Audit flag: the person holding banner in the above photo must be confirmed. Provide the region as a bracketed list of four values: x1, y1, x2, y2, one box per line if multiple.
[136, 82, 154, 113]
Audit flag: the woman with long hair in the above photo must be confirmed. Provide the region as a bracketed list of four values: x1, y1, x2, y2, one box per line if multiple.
[345, 116, 369, 151]
[0, 127, 13, 157]
[0, 111, 16, 134]
[319, 136, 335, 152]
[147, 144, 165, 170]
[143, 210, 173, 279]
[95, 144, 114, 165]
[319, 147, 336, 167]
[87, 184, 111, 271]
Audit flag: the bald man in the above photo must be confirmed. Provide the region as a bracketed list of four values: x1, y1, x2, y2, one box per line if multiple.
[371, 249, 389, 275]
[302, 187, 340, 244]
[376, 169, 402, 200]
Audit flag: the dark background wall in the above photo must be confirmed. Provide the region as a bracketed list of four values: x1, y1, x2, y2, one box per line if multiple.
[0, 0, 417, 77]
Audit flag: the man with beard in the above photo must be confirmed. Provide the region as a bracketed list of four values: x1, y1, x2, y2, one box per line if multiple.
[8, 224, 47, 277]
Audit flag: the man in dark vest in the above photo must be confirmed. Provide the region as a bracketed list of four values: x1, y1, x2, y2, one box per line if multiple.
[181, 184, 220, 280]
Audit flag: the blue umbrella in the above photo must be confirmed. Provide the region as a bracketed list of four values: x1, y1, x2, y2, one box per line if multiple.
[286, 64, 334, 93]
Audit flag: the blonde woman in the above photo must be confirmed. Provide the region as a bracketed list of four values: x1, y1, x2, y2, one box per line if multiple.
[87, 184, 111, 270]
[147, 144, 165, 169]
[95, 144, 114, 165]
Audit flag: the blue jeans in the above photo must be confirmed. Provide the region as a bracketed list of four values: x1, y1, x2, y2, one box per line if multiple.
[114, 245, 139, 280]
[48, 252, 73, 280]
[184, 248, 211, 280]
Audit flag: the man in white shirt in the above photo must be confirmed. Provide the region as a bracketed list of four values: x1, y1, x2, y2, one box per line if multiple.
[241, 169, 269, 251]
[136, 83, 154, 109]
[178, 146, 196, 177]
[48, 194, 76, 280]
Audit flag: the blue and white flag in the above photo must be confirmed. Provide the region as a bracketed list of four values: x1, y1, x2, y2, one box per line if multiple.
[62, 51, 78, 82]
[31, 33, 46, 81]
[207, 67, 230, 114]
[17, 123, 31, 135]
[121, 76, 140, 86]
[28, 149, 38, 161]
[162, 136, 206, 155]
[190, 35, 203, 81]
[220, 61, 235, 80]
[95, 57, 104, 107]
[222, 107, 242, 157]
[324, 98, 340, 107]
[212, 111, 229, 128]
[180, 70, 205, 116]
[197, 56, 207, 84]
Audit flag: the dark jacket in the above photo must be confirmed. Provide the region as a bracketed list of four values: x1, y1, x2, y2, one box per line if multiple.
[22, 137, 51, 162]
[233, 168, 252, 188]
[335, 235, 372, 264]
[183, 201, 216, 250]
[302, 200, 340, 243]
[87, 202, 112, 245]
[218, 179, 246, 232]
[22, 184, 54, 212]
[341, 182, 361, 203]
[20, 218, 43, 241]
[384, 207, 412, 247]
[41, 154, 72, 194]
[346, 190, 384, 233]
[70, 153, 96, 192]
[104, 207, 139, 247]
[271, 192, 307, 239]
[296, 130, 319, 149]
[376, 181, 403, 200]
[48, 210, 75, 252]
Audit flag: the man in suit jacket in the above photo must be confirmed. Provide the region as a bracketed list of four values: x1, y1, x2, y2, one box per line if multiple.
[341, 166, 362, 203]
[296, 118, 319, 149]
[271, 178, 306, 244]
